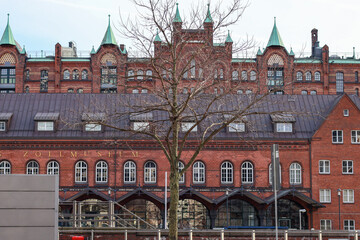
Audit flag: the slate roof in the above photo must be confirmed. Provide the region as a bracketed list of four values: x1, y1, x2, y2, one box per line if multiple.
[0, 93, 346, 140]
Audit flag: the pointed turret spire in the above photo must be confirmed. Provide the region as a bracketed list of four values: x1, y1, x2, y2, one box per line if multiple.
[21, 45, 26, 54]
[173, 3, 182, 23]
[204, 3, 213, 23]
[289, 47, 295, 56]
[90, 45, 96, 54]
[257, 47, 263, 55]
[0, 14, 16, 46]
[101, 14, 117, 46]
[154, 29, 162, 42]
[266, 17, 285, 48]
[225, 30, 233, 43]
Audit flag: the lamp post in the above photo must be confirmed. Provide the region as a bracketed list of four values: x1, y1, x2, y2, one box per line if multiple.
[299, 209, 306, 230]
[226, 189, 229, 228]
[338, 189, 341, 230]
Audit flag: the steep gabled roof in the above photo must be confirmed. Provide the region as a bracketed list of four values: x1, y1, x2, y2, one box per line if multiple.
[101, 15, 117, 46]
[267, 17, 285, 48]
[0, 14, 16, 46]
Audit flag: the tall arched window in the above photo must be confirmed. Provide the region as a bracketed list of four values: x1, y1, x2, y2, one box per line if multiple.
[250, 71, 257, 81]
[305, 72, 312, 81]
[124, 161, 136, 183]
[128, 70, 134, 80]
[193, 161, 205, 184]
[40, 70, 48, 92]
[47, 161, 59, 175]
[73, 70, 80, 80]
[241, 71, 247, 81]
[63, 70, 70, 80]
[290, 162, 302, 184]
[221, 161, 233, 184]
[296, 72, 303, 81]
[219, 69, 224, 79]
[81, 70, 88, 80]
[146, 70, 152, 80]
[190, 59, 196, 78]
[144, 161, 156, 183]
[232, 71, 239, 81]
[27, 161, 39, 175]
[269, 163, 282, 184]
[179, 161, 185, 183]
[24, 86, 30, 93]
[336, 72, 344, 94]
[314, 71, 321, 81]
[0, 160, 11, 174]
[137, 70, 144, 80]
[241, 161, 253, 184]
[214, 69, 218, 79]
[75, 161, 87, 183]
[96, 161, 108, 183]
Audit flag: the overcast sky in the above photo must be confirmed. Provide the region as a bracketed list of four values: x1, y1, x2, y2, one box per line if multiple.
[1, 0, 359, 57]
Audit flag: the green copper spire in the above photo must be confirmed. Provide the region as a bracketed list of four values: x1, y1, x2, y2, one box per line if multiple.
[225, 30, 233, 43]
[266, 17, 285, 48]
[173, 3, 182, 23]
[289, 47, 295, 56]
[257, 47, 263, 55]
[101, 14, 117, 46]
[154, 29, 161, 42]
[21, 45, 26, 54]
[204, 3, 213, 23]
[0, 14, 16, 46]
[90, 45, 96, 54]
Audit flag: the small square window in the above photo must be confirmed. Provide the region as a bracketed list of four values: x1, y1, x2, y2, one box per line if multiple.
[332, 130, 343, 143]
[181, 122, 197, 132]
[133, 122, 150, 131]
[229, 122, 245, 132]
[0, 121, 5, 131]
[85, 123, 102, 131]
[37, 121, 54, 131]
[276, 123, 292, 132]
[344, 109, 349, 117]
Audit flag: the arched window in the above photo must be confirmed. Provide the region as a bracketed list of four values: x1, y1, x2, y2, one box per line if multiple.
[47, 161, 59, 175]
[250, 71, 256, 81]
[146, 70, 152, 80]
[77, 88, 83, 93]
[219, 69, 224, 79]
[315, 71, 321, 81]
[73, 70, 79, 80]
[95, 161, 108, 183]
[81, 70, 88, 80]
[193, 161, 205, 184]
[137, 70, 143, 80]
[245, 89, 252, 94]
[0, 160, 11, 174]
[310, 90, 317, 95]
[63, 70, 70, 80]
[290, 162, 302, 184]
[124, 161, 136, 183]
[214, 69, 218, 79]
[301, 90, 308, 95]
[40, 70, 48, 92]
[232, 71, 239, 81]
[305, 72, 311, 81]
[190, 59, 196, 78]
[221, 161, 233, 184]
[128, 70, 134, 80]
[296, 72, 303, 81]
[25, 69, 30, 81]
[75, 161, 87, 183]
[27, 161, 39, 175]
[67, 88, 74, 93]
[141, 89, 148, 94]
[179, 161, 185, 183]
[241, 71, 247, 81]
[237, 89, 243, 94]
[144, 161, 157, 183]
[241, 161, 253, 184]
[24, 86, 30, 93]
[356, 71, 359, 83]
[132, 89, 139, 94]
[269, 163, 282, 184]
[336, 72, 344, 94]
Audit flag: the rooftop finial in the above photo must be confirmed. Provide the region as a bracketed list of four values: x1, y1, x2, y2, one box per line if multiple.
[7, 13, 9, 24]
[353, 47, 356, 58]
[108, 14, 111, 25]
[274, 17, 276, 25]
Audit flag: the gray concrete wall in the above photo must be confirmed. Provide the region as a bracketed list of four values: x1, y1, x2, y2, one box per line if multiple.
[0, 174, 58, 240]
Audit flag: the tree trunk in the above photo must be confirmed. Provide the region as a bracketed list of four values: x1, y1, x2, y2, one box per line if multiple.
[168, 170, 179, 240]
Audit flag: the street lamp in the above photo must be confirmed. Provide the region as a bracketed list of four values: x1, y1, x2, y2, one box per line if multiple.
[299, 209, 306, 230]
[338, 189, 341, 230]
[226, 189, 229, 228]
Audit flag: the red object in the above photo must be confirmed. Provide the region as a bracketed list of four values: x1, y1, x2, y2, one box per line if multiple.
[72, 237, 84, 240]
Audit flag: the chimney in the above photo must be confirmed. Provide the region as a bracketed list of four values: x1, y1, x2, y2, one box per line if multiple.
[311, 29, 318, 57]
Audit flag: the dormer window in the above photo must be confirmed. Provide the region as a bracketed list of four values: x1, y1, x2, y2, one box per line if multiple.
[229, 122, 245, 132]
[0, 113, 13, 132]
[82, 113, 105, 132]
[181, 122, 197, 132]
[130, 112, 153, 131]
[271, 113, 295, 133]
[34, 113, 59, 132]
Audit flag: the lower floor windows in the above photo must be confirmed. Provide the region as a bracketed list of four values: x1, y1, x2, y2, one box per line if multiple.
[319, 189, 331, 203]
[343, 189, 354, 203]
[344, 219, 355, 231]
[320, 219, 332, 230]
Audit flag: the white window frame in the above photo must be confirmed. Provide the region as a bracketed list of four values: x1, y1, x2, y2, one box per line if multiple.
[47, 161, 59, 175]
[229, 122, 245, 132]
[305, 71, 312, 81]
[314, 72, 321, 81]
[241, 71, 247, 81]
[221, 161, 233, 184]
[344, 109, 349, 117]
[344, 220, 355, 231]
[250, 71, 256, 81]
[137, 70, 143, 80]
[133, 122, 150, 131]
[296, 72, 303, 81]
[319, 160, 330, 174]
[144, 161, 157, 184]
[193, 161, 205, 184]
[232, 71, 239, 81]
[241, 161, 253, 184]
[178, 161, 185, 184]
[319, 189, 331, 203]
[290, 162, 302, 185]
[95, 161, 108, 183]
[27, 161, 39, 175]
[37, 121, 54, 131]
[0, 121, 5, 131]
[276, 123, 293, 133]
[343, 189, 354, 203]
[342, 160, 353, 174]
[0, 160, 11, 174]
[320, 219, 332, 230]
[181, 122, 197, 132]
[124, 161, 136, 183]
[85, 123, 102, 132]
[332, 130, 343, 144]
[351, 130, 360, 144]
[75, 161, 87, 183]
[269, 163, 282, 184]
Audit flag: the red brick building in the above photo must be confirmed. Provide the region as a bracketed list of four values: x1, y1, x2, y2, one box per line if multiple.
[0, 5, 360, 231]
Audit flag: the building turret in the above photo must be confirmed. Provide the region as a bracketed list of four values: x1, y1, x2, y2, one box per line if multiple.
[101, 15, 117, 46]
[204, 3, 213, 44]
[0, 14, 16, 46]
[225, 30, 233, 54]
[266, 17, 285, 48]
